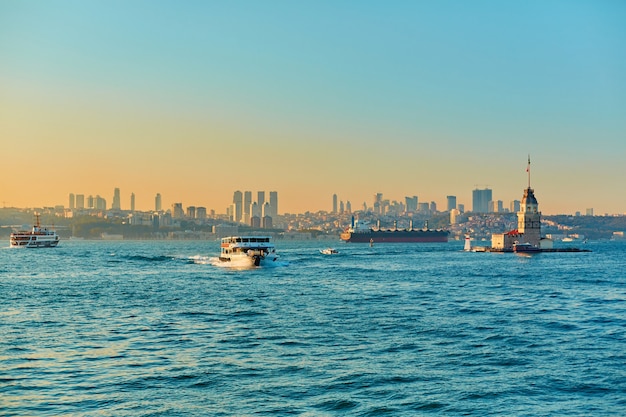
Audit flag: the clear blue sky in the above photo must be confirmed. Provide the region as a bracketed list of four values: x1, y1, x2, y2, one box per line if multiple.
[2, 1, 625, 214]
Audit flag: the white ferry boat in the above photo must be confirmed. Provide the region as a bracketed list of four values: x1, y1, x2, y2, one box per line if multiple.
[219, 236, 278, 267]
[10, 214, 60, 248]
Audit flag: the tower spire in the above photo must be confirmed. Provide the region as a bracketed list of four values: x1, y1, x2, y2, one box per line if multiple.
[526, 154, 531, 188]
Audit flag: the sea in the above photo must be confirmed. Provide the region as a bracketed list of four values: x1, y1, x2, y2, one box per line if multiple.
[1, 239, 625, 416]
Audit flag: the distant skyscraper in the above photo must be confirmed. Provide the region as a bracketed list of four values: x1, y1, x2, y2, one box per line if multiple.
[405, 196, 418, 212]
[76, 194, 85, 209]
[510, 200, 521, 213]
[130, 193, 135, 212]
[430, 201, 437, 213]
[155, 193, 162, 212]
[112, 188, 121, 210]
[332, 194, 338, 213]
[269, 191, 278, 217]
[472, 188, 492, 213]
[244, 191, 252, 220]
[250, 216, 261, 228]
[251, 202, 261, 218]
[172, 203, 184, 218]
[196, 207, 207, 219]
[373, 193, 383, 215]
[458, 203, 465, 213]
[186, 206, 196, 219]
[87, 195, 94, 209]
[257, 191, 265, 208]
[339, 200, 344, 214]
[446, 195, 457, 211]
[95, 195, 106, 210]
[233, 191, 243, 222]
[69, 193, 75, 210]
[586, 208, 594, 216]
[346, 201, 352, 213]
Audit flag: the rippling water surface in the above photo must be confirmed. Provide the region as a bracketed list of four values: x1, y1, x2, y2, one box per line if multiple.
[1, 240, 625, 416]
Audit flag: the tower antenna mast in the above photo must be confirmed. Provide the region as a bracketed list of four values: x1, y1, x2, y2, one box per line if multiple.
[526, 155, 531, 189]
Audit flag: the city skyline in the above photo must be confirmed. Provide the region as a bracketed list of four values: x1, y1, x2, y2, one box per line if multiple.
[52, 182, 611, 217]
[2, 2, 625, 215]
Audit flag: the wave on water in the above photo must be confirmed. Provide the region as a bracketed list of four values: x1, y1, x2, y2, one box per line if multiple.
[109, 254, 175, 263]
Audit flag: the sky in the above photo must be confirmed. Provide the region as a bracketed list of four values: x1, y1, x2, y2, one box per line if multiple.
[1, 1, 625, 215]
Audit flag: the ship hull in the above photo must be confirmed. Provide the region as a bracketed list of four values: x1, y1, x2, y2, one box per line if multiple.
[340, 230, 449, 243]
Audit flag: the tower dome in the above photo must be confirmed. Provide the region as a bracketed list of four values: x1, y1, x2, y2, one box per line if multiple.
[521, 187, 538, 207]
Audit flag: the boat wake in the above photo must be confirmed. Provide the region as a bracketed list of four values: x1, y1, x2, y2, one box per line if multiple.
[187, 255, 213, 265]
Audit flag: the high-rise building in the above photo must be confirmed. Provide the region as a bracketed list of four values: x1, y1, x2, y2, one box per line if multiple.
[346, 201, 352, 213]
[172, 203, 184, 218]
[257, 191, 265, 208]
[233, 191, 243, 222]
[450, 209, 461, 224]
[458, 203, 465, 213]
[76, 194, 85, 209]
[155, 193, 162, 211]
[430, 201, 437, 213]
[339, 200, 344, 214]
[269, 191, 278, 217]
[244, 191, 252, 221]
[405, 196, 418, 212]
[130, 193, 135, 212]
[446, 195, 457, 211]
[251, 202, 261, 218]
[332, 194, 338, 214]
[69, 193, 75, 210]
[186, 206, 196, 219]
[374, 193, 383, 215]
[472, 188, 492, 213]
[95, 195, 106, 210]
[87, 195, 94, 209]
[586, 208, 594, 216]
[510, 200, 521, 213]
[250, 216, 261, 228]
[196, 207, 207, 219]
[112, 188, 121, 210]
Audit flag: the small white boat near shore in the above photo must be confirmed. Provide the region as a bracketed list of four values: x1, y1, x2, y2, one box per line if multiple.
[320, 248, 339, 255]
[218, 236, 278, 267]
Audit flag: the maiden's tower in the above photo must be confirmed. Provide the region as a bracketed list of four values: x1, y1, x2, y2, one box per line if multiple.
[492, 156, 547, 251]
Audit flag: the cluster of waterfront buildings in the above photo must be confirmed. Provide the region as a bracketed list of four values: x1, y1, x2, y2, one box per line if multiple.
[65, 189, 280, 229]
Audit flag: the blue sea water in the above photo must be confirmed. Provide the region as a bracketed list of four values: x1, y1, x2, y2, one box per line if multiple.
[1, 239, 625, 416]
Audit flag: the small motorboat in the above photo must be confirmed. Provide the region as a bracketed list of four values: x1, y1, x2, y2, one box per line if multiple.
[513, 242, 541, 253]
[320, 248, 339, 255]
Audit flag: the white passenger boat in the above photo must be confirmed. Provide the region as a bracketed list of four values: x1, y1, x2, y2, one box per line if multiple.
[10, 214, 60, 248]
[320, 248, 339, 255]
[219, 236, 278, 267]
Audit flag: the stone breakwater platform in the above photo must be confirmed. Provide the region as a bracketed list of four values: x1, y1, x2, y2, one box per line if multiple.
[485, 247, 592, 253]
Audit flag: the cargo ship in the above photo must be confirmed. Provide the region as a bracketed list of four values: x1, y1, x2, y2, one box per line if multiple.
[340, 217, 449, 243]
